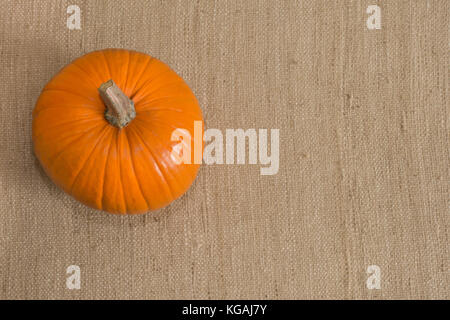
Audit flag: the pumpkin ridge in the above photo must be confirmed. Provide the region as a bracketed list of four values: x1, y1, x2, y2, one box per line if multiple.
[99, 130, 114, 211]
[136, 94, 197, 109]
[84, 50, 114, 83]
[134, 117, 193, 138]
[124, 127, 149, 209]
[42, 88, 99, 105]
[37, 122, 107, 166]
[35, 90, 102, 113]
[130, 69, 176, 100]
[122, 50, 131, 94]
[133, 119, 199, 196]
[131, 123, 176, 200]
[33, 104, 103, 117]
[128, 56, 154, 95]
[136, 96, 193, 106]
[33, 116, 104, 140]
[133, 79, 185, 102]
[70, 62, 100, 89]
[68, 124, 110, 194]
[137, 108, 200, 119]
[115, 130, 128, 213]
[136, 104, 201, 119]
[71, 127, 113, 210]
[100, 51, 113, 79]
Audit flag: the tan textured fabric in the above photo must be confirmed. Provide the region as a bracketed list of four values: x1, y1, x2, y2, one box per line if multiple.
[0, 0, 448, 300]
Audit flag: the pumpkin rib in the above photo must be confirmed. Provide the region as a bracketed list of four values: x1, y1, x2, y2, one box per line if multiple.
[33, 105, 104, 117]
[136, 96, 195, 107]
[130, 123, 176, 200]
[126, 125, 174, 208]
[134, 117, 194, 138]
[101, 131, 127, 214]
[33, 120, 104, 162]
[84, 50, 114, 84]
[42, 88, 98, 105]
[33, 109, 103, 130]
[35, 107, 103, 122]
[36, 122, 107, 165]
[136, 95, 198, 111]
[130, 69, 178, 100]
[137, 106, 200, 119]
[133, 79, 185, 102]
[69, 62, 100, 89]
[132, 119, 196, 199]
[72, 61, 104, 87]
[117, 127, 148, 212]
[132, 120, 197, 195]
[133, 118, 194, 164]
[33, 104, 104, 117]
[100, 50, 113, 79]
[137, 107, 193, 114]
[131, 67, 172, 93]
[124, 128, 150, 209]
[123, 50, 131, 92]
[33, 116, 104, 140]
[68, 124, 111, 194]
[139, 109, 201, 125]
[133, 118, 188, 159]
[100, 131, 114, 211]
[70, 127, 114, 210]
[35, 90, 102, 113]
[115, 131, 128, 214]
[128, 56, 154, 95]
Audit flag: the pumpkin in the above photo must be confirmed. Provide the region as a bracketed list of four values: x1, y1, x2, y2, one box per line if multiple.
[32, 49, 203, 214]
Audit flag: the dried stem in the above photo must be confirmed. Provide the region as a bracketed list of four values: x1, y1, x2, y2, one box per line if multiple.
[98, 79, 136, 128]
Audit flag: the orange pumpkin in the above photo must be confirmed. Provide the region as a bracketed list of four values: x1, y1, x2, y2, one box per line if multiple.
[32, 49, 203, 214]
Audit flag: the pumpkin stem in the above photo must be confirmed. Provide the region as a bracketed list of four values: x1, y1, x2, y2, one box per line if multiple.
[98, 79, 136, 128]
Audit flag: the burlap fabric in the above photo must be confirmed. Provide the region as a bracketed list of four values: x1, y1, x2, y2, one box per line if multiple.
[0, 0, 448, 299]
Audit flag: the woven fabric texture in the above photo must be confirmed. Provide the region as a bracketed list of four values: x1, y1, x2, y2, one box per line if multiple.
[0, 0, 448, 299]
